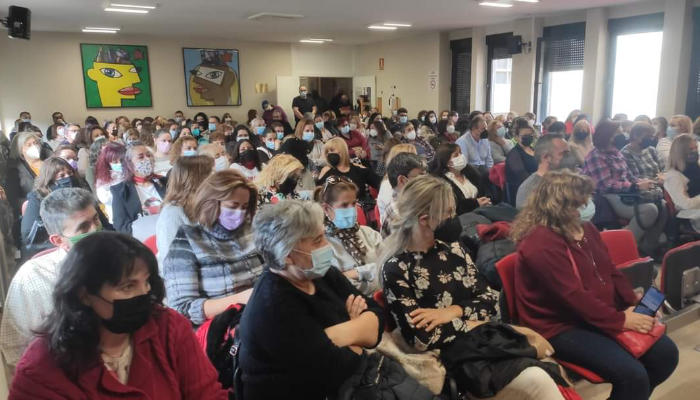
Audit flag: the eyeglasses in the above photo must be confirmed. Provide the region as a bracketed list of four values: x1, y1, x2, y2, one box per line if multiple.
[322, 175, 352, 194]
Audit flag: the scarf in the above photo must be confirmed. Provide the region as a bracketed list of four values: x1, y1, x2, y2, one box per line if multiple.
[132, 175, 159, 184]
[324, 217, 367, 266]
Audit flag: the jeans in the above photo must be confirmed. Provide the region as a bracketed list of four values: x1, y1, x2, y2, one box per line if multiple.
[549, 328, 678, 400]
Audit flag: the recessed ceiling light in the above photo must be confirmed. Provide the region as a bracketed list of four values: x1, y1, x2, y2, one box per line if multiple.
[478, 1, 514, 7]
[84, 26, 121, 31]
[383, 22, 412, 27]
[368, 25, 397, 31]
[109, 2, 157, 9]
[104, 7, 149, 13]
[82, 28, 118, 33]
[300, 39, 325, 44]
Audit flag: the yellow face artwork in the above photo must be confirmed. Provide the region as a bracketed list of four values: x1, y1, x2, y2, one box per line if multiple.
[86, 62, 141, 107]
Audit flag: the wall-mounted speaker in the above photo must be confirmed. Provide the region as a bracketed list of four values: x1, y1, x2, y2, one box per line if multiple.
[5, 6, 31, 39]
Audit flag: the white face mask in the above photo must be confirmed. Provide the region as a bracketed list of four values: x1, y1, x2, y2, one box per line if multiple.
[446, 125, 456, 134]
[450, 154, 467, 170]
[369, 129, 378, 137]
[25, 145, 41, 160]
[405, 130, 416, 141]
[215, 156, 229, 171]
[349, 123, 358, 130]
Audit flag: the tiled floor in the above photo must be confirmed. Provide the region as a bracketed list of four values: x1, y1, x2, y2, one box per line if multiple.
[575, 320, 700, 400]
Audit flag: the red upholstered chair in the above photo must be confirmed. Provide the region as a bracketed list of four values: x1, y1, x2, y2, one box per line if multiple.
[599, 229, 640, 265]
[660, 240, 700, 310]
[372, 290, 397, 332]
[495, 254, 605, 384]
[143, 235, 158, 255]
[356, 204, 368, 226]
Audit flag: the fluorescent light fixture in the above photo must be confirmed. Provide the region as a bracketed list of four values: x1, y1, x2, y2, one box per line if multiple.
[383, 22, 412, 27]
[478, 1, 513, 7]
[300, 39, 325, 43]
[308, 38, 333, 42]
[84, 26, 121, 31]
[368, 25, 397, 30]
[109, 2, 156, 9]
[515, 0, 539, 2]
[82, 29, 118, 33]
[104, 7, 149, 13]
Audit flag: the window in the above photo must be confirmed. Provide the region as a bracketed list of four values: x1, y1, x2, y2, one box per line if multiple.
[537, 23, 585, 121]
[607, 13, 664, 118]
[451, 39, 472, 116]
[486, 33, 514, 115]
[686, 7, 700, 119]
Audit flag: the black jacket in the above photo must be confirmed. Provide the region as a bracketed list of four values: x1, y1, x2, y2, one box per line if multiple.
[5, 158, 36, 214]
[435, 165, 485, 216]
[110, 177, 167, 234]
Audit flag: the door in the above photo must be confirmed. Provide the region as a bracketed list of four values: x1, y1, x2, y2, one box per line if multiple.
[353, 75, 376, 112]
[276, 76, 300, 121]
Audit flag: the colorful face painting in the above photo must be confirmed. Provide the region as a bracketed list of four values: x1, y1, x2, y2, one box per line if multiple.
[183, 48, 241, 106]
[80, 44, 152, 108]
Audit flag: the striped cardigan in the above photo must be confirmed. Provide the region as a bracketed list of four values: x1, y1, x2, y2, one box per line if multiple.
[163, 223, 263, 325]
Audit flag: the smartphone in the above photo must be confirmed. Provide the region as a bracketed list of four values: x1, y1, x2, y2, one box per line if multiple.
[634, 287, 665, 316]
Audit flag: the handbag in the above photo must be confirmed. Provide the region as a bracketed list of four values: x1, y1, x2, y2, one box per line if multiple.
[566, 247, 665, 358]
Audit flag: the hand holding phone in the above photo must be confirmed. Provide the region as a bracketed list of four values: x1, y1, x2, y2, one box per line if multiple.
[634, 287, 665, 317]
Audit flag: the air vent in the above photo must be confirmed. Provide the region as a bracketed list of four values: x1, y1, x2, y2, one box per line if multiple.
[247, 12, 304, 21]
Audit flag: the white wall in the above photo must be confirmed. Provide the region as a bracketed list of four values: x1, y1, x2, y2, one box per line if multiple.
[290, 43, 356, 77]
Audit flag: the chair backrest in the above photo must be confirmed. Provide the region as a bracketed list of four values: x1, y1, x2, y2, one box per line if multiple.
[600, 229, 640, 265]
[617, 258, 655, 293]
[143, 235, 157, 255]
[356, 204, 367, 226]
[494, 253, 519, 323]
[661, 240, 700, 309]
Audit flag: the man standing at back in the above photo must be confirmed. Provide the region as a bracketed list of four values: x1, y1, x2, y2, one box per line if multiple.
[292, 85, 317, 124]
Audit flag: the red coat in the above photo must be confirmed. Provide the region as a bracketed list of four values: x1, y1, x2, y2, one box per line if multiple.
[515, 223, 637, 339]
[9, 307, 228, 400]
[340, 130, 370, 159]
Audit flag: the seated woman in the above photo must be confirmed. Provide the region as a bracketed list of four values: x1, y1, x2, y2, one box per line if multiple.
[152, 130, 173, 176]
[622, 122, 664, 179]
[295, 118, 325, 169]
[155, 155, 214, 267]
[512, 170, 678, 400]
[429, 143, 491, 215]
[10, 232, 227, 399]
[169, 136, 198, 166]
[314, 114, 334, 142]
[6, 132, 43, 217]
[657, 114, 693, 167]
[229, 139, 263, 181]
[164, 170, 263, 326]
[487, 119, 513, 164]
[505, 118, 538, 205]
[255, 154, 304, 205]
[400, 122, 435, 161]
[110, 142, 167, 237]
[238, 199, 383, 399]
[381, 175, 569, 400]
[336, 117, 370, 161]
[582, 119, 667, 256]
[198, 143, 229, 172]
[367, 119, 394, 172]
[317, 138, 381, 204]
[316, 176, 382, 296]
[664, 134, 700, 231]
[568, 120, 594, 167]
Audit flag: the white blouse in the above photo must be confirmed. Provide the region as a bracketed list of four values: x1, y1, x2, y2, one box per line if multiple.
[445, 171, 478, 199]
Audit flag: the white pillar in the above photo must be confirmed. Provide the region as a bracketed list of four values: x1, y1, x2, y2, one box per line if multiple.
[582, 8, 609, 123]
[657, 0, 693, 117]
[470, 27, 487, 112]
[510, 18, 543, 115]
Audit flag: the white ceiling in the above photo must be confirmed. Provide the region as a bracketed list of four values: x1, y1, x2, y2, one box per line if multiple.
[10, 0, 645, 44]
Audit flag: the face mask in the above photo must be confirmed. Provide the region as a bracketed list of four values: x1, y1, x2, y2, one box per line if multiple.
[429, 116, 437, 124]
[175, 117, 183, 123]
[67, 224, 102, 245]
[399, 116, 408, 124]
[405, 130, 416, 141]
[315, 121, 324, 130]
[100, 293, 152, 334]
[667, 127, 679, 139]
[573, 130, 589, 142]
[641, 137, 655, 149]
[157, 141, 171, 154]
[450, 154, 467, 171]
[302, 131, 315, 142]
[192, 128, 201, 136]
[579, 199, 596, 222]
[293, 245, 334, 280]
[278, 175, 299, 195]
[277, 132, 285, 140]
[237, 136, 249, 142]
[208, 123, 217, 131]
[446, 125, 456, 134]
[369, 129, 378, 137]
[434, 216, 462, 243]
[497, 127, 507, 137]
[480, 130, 489, 140]
[256, 126, 266, 135]
[182, 149, 197, 157]
[686, 152, 699, 165]
[51, 176, 76, 191]
[56, 126, 65, 138]
[25, 145, 41, 160]
[219, 206, 246, 231]
[300, 91, 308, 98]
[169, 129, 178, 139]
[134, 158, 154, 177]
[333, 206, 357, 230]
[340, 125, 351, 135]
[21, 118, 31, 123]
[266, 140, 276, 150]
[67, 130, 79, 142]
[215, 156, 229, 171]
[520, 135, 534, 147]
[327, 153, 341, 167]
[67, 159, 79, 170]
[420, 116, 425, 122]
[239, 149, 255, 162]
[110, 162, 123, 172]
[527, 119, 535, 126]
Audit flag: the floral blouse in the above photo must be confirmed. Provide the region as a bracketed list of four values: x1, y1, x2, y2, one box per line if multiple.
[382, 240, 500, 351]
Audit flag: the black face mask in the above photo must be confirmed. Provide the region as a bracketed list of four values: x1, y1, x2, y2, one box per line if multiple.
[239, 149, 254, 162]
[520, 135, 534, 147]
[480, 130, 489, 140]
[100, 293, 152, 334]
[434, 216, 462, 243]
[573, 131, 589, 142]
[641, 137, 656, 149]
[278, 175, 299, 195]
[51, 176, 77, 191]
[327, 153, 341, 167]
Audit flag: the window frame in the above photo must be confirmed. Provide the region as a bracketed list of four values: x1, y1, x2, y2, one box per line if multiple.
[450, 38, 472, 116]
[486, 32, 515, 114]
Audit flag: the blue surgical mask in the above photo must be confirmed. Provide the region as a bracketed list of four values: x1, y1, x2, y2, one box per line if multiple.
[192, 128, 201, 136]
[497, 127, 507, 137]
[579, 199, 596, 222]
[266, 140, 276, 150]
[169, 129, 178, 139]
[277, 132, 285, 140]
[110, 162, 123, 172]
[256, 126, 266, 135]
[208, 123, 216, 131]
[293, 245, 334, 280]
[333, 206, 357, 229]
[302, 131, 315, 142]
[399, 116, 408, 124]
[21, 118, 31, 123]
[315, 121, 324, 130]
[341, 125, 351, 135]
[667, 127, 679, 139]
[237, 136, 249, 142]
[183, 149, 197, 157]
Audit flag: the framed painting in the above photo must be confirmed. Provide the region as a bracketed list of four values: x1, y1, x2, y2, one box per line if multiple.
[183, 48, 241, 106]
[80, 43, 152, 108]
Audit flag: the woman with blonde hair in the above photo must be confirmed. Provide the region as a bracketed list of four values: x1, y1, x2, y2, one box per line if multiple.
[169, 136, 198, 164]
[657, 114, 694, 167]
[294, 117, 324, 167]
[155, 155, 214, 266]
[487, 119, 513, 164]
[664, 134, 700, 231]
[569, 120, 594, 167]
[317, 137, 381, 203]
[381, 175, 569, 400]
[255, 154, 304, 205]
[163, 170, 263, 325]
[376, 143, 417, 223]
[513, 170, 678, 400]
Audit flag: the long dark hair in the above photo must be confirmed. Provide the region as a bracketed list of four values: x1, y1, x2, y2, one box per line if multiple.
[429, 143, 482, 184]
[38, 232, 165, 379]
[34, 156, 74, 197]
[228, 139, 263, 170]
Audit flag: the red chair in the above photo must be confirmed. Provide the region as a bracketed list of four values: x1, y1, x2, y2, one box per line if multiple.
[494, 254, 606, 384]
[600, 229, 641, 265]
[143, 235, 157, 255]
[660, 240, 700, 310]
[356, 204, 368, 226]
[372, 290, 397, 332]
[374, 205, 381, 226]
[489, 162, 506, 190]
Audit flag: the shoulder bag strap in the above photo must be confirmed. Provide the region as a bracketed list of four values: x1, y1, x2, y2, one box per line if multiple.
[566, 246, 582, 284]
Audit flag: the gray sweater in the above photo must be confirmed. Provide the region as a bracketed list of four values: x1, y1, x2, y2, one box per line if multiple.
[515, 173, 542, 209]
